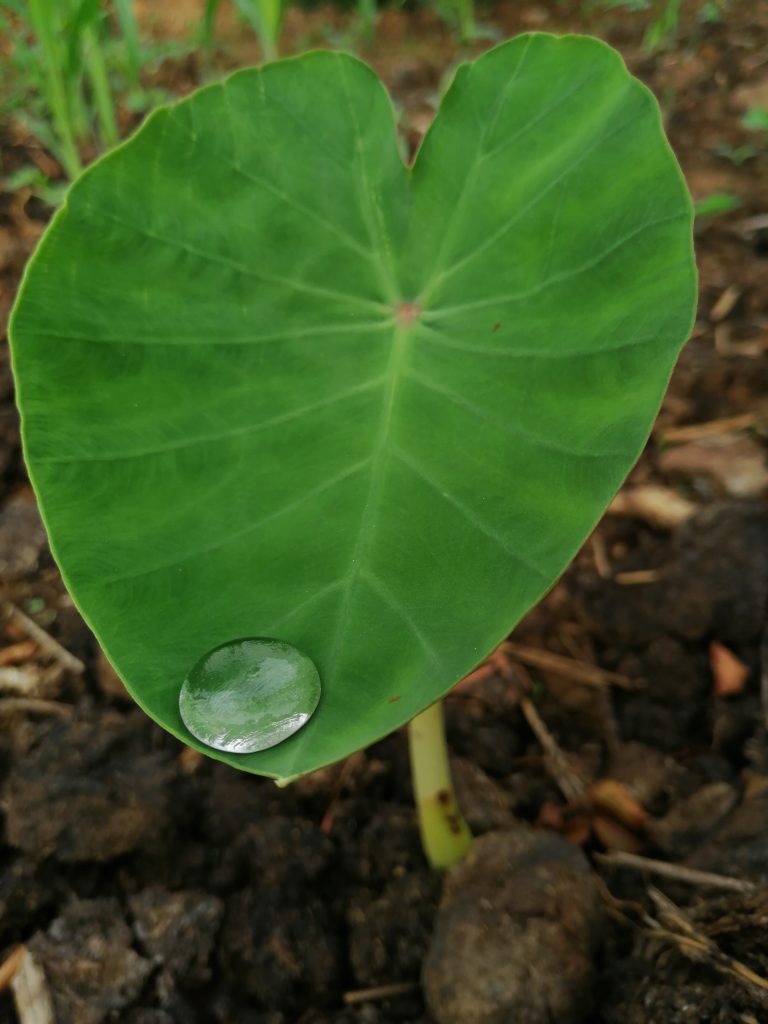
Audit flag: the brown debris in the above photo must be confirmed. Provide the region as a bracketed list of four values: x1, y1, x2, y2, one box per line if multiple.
[502, 641, 636, 690]
[588, 779, 648, 832]
[613, 569, 663, 586]
[592, 814, 644, 855]
[658, 434, 768, 498]
[95, 647, 128, 701]
[596, 851, 754, 894]
[9, 947, 54, 1024]
[659, 413, 757, 444]
[520, 694, 586, 803]
[5, 603, 84, 675]
[709, 284, 741, 323]
[710, 640, 751, 698]
[647, 888, 768, 999]
[608, 484, 697, 529]
[343, 981, 419, 1005]
[0, 640, 37, 666]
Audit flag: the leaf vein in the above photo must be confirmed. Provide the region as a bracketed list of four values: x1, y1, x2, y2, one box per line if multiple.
[405, 369, 624, 458]
[424, 97, 645, 296]
[425, 211, 686, 319]
[391, 446, 548, 581]
[98, 457, 373, 586]
[25, 320, 393, 348]
[81, 203, 388, 315]
[362, 568, 442, 669]
[41, 376, 386, 464]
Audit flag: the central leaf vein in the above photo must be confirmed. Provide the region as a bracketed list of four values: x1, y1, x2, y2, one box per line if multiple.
[325, 323, 410, 680]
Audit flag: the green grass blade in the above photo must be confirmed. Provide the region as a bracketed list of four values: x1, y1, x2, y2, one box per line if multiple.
[200, 0, 224, 51]
[234, 0, 282, 61]
[82, 25, 119, 148]
[113, 0, 142, 88]
[27, 0, 82, 178]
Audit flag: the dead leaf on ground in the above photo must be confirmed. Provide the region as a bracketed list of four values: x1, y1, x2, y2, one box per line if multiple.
[710, 641, 750, 698]
[733, 77, 768, 110]
[710, 285, 741, 323]
[592, 813, 644, 854]
[588, 778, 648, 831]
[659, 434, 768, 498]
[608, 484, 697, 529]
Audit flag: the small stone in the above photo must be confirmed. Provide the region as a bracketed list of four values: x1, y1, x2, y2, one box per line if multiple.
[423, 828, 604, 1024]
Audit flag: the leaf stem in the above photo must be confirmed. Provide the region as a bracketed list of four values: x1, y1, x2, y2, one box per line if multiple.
[408, 699, 472, 869]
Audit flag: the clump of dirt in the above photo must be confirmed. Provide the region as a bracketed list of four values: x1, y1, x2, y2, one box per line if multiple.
[423, 828, 604, 1024]
[4, 710, 176, 863]
[29, 898, 153, 1024]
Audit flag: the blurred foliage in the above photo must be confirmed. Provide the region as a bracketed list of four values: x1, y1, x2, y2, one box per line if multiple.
[742, 107, 768, 134]
[1, 0, 187, 194]
[694, 190, 741, 218]
[591, 0, 729, 52]
[0, 0, 743, 203]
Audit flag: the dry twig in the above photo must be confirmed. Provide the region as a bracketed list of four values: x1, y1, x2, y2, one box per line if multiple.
[645, 888, 768, 998]
[4, 603, 84, 674]
[660, 413, 756, 444]
[613, 569, 663, 586]
[519, 691, 586, 802]
[710, 285, 741, 322]
[590, 533, 612, 579]
[343, 982, 419, 1006]
[502, 640, 636, 690]
[0, 696, 73, 718]
[596, 851, 756, 894]
[608, 484, 696, 529]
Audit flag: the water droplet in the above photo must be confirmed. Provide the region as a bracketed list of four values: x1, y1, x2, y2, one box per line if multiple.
[179, 637, 321, 754]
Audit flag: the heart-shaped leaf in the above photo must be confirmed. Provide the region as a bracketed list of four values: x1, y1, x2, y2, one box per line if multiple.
[10, 34, 696, 780]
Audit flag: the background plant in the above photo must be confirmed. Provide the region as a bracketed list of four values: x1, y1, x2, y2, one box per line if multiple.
[202, 0, 284, 62]
[1, 0, 180, 198]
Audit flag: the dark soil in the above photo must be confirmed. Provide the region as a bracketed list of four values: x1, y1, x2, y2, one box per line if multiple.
[2, 1, 768, 1021]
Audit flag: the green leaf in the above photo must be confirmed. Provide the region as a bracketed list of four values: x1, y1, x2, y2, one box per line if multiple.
[694, 190, 741, 218]
[742, 107, 768, 133]
[10, 35, 696, 780]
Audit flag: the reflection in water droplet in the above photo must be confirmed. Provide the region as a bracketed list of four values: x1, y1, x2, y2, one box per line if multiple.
[179, 637, 321, 754]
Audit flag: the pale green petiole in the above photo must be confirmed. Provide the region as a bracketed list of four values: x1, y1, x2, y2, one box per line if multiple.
[408, 699, 472, 869]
